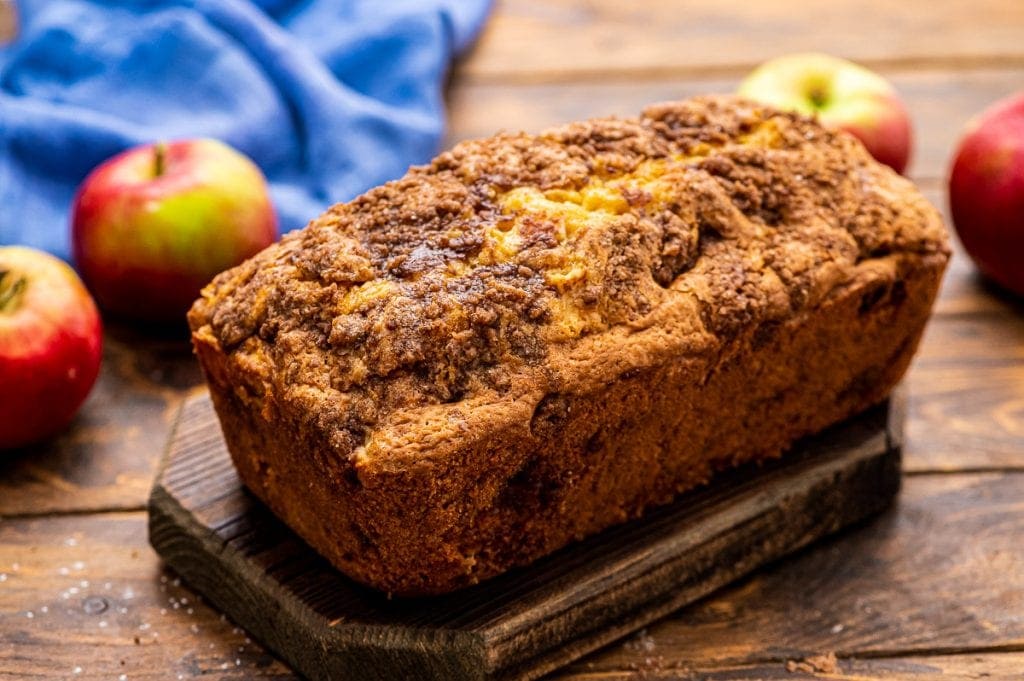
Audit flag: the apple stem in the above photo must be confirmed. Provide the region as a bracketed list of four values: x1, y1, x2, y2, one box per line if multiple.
[0, 269, 27, 314]
[808, 85, 828, 109]
[153, 142, 167, 178]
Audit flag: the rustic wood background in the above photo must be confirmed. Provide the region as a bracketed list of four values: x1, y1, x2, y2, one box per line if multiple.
[2, 0, 1023, 679]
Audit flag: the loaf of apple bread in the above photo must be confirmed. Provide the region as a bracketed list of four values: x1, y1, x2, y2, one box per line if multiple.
[188, 96, 949, 596]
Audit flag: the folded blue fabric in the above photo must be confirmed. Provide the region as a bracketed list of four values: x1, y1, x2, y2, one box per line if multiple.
[0, 0, 491, 259]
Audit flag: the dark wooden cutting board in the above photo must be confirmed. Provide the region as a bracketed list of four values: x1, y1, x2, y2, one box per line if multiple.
[148, 389, 904, 681]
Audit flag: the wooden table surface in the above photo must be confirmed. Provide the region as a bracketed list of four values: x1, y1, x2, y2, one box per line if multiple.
[2, 1, 1024, 679]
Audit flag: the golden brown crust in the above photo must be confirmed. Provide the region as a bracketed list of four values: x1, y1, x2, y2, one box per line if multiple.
[188, 95, 949, 595]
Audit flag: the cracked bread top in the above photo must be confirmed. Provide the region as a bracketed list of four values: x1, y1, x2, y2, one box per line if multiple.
[188, 95, 948, 467]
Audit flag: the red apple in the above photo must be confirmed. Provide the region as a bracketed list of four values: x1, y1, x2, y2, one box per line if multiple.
[737, 53, 913, 174]
[949, 93, 1024, 297]
[72, 139, 277, 323]
[0, 246, 103, 449]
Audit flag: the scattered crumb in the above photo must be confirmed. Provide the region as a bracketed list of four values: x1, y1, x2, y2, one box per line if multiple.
[133, 636, 141, 645]
[626, 629, 657, 653]
[622, 629, 665, 672]
[786, 652, 840, 674]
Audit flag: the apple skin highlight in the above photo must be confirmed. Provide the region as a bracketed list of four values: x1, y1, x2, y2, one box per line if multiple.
[72, 139, 278, 323]
[949, 93, 1024, 297]
[0, 246, 103, 449]
[738, 53, 913, 174]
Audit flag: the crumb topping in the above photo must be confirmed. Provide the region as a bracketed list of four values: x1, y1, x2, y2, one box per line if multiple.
[189, 96, 947, 457]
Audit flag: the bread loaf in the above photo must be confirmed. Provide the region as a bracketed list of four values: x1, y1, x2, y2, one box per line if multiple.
[188, 96, 949, 595]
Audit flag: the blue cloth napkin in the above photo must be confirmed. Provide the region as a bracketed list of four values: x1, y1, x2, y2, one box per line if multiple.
[0, 0, 492, 259]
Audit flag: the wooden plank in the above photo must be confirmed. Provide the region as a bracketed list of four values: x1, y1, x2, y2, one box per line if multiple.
[6, 471, 1024, 679]
[0, 512, 292, 680]
[446, 68, 1024, 183]
[0, 326, 201, 517]
[561, 652, 1024, 680]
[907, 301, 1024, 472]
[464, 0, 1024, 82]
[553, 471, 1024, 675]
[147, 393, 901, 681]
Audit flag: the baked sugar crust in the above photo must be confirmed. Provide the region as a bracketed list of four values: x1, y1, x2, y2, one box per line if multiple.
[189, 96, 949, 595]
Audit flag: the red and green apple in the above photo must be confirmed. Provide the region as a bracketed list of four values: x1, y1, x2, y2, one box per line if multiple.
[72, 139, 277, 323]
[949, 92, 1024, 297]
[0, 246, 103, 450]
[738, 53, 913, 174]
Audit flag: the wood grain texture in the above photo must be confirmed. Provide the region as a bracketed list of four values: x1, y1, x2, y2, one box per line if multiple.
[553, 471, 1024, 677]
[562, 652, 1024, 680]
[0, 326, 202, 517]
[464, 0, 1024, 81]
[8, 472, 1024, 680]
[0, 512, 292, 680]
[446, 68, 1024, 182]
[906, 309, 1024, 472]
[147, 394, 901, 681]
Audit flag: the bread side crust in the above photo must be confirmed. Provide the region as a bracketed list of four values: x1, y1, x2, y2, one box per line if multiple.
[196, 249, 944, 595]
